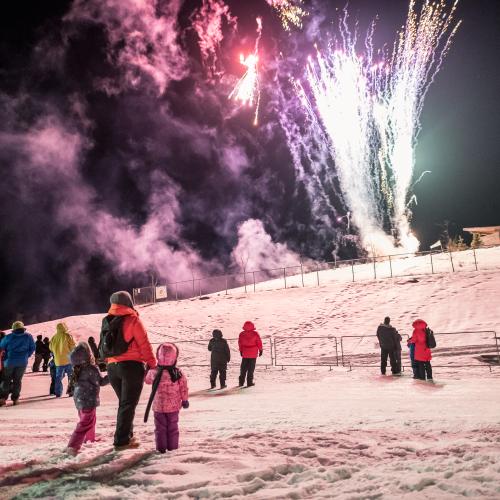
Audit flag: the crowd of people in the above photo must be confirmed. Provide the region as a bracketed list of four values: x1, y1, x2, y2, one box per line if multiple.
[0, 291, 435, 456]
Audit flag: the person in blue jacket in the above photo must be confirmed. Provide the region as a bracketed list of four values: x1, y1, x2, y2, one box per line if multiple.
[0, 321, 36, 406]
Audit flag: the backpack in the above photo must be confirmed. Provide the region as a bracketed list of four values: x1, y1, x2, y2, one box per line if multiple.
[425, 327, 437, 349]
[98, 315, 130, 358]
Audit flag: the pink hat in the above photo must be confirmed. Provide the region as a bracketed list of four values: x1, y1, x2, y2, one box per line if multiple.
[156, 342, 179, 366]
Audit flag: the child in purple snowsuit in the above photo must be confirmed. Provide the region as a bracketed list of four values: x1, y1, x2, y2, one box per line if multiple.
[145, 343, 189, 453]
[66, 342, 109, 455]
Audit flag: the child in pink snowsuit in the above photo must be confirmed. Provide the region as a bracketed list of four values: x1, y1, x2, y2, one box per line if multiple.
[145, 343, 189, 453]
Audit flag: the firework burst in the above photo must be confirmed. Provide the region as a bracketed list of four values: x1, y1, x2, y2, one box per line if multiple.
[295, 1, 460, 254]
[266, 0, 307, 31]
[228, 17, 262, 125]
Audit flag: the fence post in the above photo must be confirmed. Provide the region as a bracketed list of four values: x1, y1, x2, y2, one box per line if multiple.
[198, 279, 202, 298]
[269, 337, 274, 366]
[430, 252, 434, 274]
[192, 277, 195, 298]
[494, 333, 500, 365]
[300, 261, 304, 287]
[316, 262, 320, 286]
[373, 256, 377, 279]
[340, 337, 345, 366]
[351, 260, 354, 282]
[283, 268, 287, 289]
[388, 255, 393, 278]
[253, 271, 256, 292]
[448, 250, 455, 272]
[243, 271, 247, 293]
[225, 275, 228, 295]
[335, 337, 339, 366]
[472, 248, 478, 271]
[175, 282, 178, 301]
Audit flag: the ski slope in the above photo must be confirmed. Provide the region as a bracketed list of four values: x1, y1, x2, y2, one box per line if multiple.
[1, 247, 499, 498]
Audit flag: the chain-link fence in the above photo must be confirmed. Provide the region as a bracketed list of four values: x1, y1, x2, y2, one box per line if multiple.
[133, 246, 500, 306]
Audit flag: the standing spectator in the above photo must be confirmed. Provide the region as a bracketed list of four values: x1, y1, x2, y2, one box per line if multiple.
[32, 335, 44, 372]
[0, 331, 6, 382]
[0, 322, 35, 406]
[49, 322, 76, 397]
[376, 317, 400, 375]
[208, 329, 230, 389]
[238, 321, 263, 387]
[102, 291, 156, 450]
[66, 342, 109, 456]
[41, 337, 51, 372]
[409, 319, 433, 381]
[144, 343, 189, 454]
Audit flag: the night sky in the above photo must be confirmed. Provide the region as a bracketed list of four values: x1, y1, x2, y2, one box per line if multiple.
[0, 0, 498, 327]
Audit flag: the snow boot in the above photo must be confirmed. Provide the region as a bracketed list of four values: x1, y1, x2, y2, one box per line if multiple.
[65, 447, 78, 457]
[12, 399, 19, 406]
[220, 384, 227, 389]
[114, 437, 140, 451]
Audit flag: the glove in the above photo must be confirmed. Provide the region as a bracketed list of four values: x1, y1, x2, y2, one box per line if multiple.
[259, 350, 263, 357]
[182, 400, 189, 409]
[240, 351, 243, 357]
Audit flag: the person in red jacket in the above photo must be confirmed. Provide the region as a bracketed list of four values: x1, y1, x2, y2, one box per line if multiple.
[408, 319, 433, 381]
[104, 291, 157, 450]
[238, 321, 263, 387]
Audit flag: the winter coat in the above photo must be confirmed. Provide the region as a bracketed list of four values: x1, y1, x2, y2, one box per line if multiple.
[208, 331, 231, 369]
[105, 304, 157, 368]
[376, 324, 399, 351]
[70, 344, 109, 410]
[41, 340, 51, 358]
[49, 324, 76, 366]
[35, 339, 45, 355]
[0, 329, 36, 368]
[409, 319, 432, 362]
[145, 344, 188, 413]
[238, 322, 263, 359]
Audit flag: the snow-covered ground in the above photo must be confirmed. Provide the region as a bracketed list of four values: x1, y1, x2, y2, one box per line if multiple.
[1, 247, 500, 499]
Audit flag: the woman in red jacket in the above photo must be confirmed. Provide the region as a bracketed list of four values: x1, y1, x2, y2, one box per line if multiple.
[238, 321, 263, 387]
[104, 291, 157, 449]
[409, 319, 433, 381]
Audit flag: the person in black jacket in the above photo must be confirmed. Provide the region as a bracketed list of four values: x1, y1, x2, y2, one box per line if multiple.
[376, 317, 400, 375]
[41, 337, 51, 372]
[208, 329, 230, 389]
[32, 335, 44, 372]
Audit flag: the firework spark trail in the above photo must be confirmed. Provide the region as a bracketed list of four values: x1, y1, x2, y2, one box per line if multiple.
[265, 0, 307, 31]
[297, 1, 460, 254]
[191, 0, 237, 78]
[228, 17, 262, 125]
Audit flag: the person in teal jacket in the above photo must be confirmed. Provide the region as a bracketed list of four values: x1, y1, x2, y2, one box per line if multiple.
[0, 321, 35, 406]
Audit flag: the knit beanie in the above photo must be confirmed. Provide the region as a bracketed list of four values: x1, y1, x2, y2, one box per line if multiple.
[12, 320, 25, 331]
[110, 291, 134, 309]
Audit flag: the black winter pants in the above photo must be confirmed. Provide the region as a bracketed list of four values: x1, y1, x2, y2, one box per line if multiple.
[32, 354, 43, 372]
[108, 361, 145, 446]
[0, 365, 26, 401]
[416, 361, 432, 380]
[239, 358, 256, 386]
[210, 367, 227, 388]
[380, 349, 398, 374]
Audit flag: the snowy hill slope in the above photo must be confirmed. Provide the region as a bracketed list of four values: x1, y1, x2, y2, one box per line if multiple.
[1, 248, 499, 499]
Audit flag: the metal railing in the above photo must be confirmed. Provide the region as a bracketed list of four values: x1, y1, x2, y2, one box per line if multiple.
[150, 336, 274, 368]
[133, 246, 500, 305]
[148, 330, 499, 372]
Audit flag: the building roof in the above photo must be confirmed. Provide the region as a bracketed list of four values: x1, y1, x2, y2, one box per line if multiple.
[463, 226, 500, 234]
